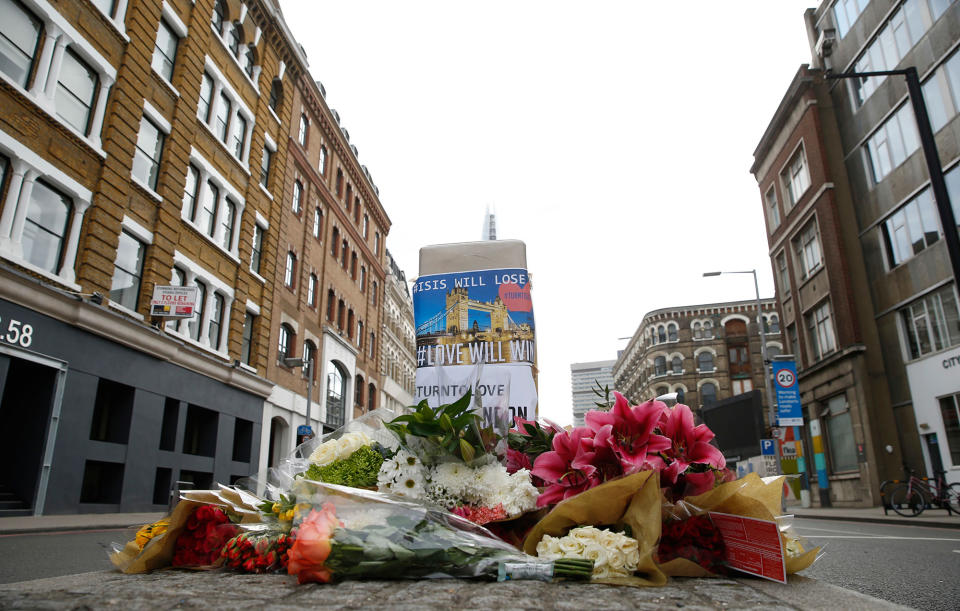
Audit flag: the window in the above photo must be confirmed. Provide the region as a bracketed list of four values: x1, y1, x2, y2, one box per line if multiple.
[269, 79, 282, 112]
[851, 0, 938, 107]
[211, 0, 226, 34]
[207, 293, 225, 349]
[794, 219, 822, 280]
[337, 299, 345, 330]
[278, 323, 293, 359]
[731, 379, 753, 395]
[346, 185, 352, 209]
[227, 21, 241, 56]
[667, 323, 678, 342]
[183, 165, 200, 220]
[197, 181, 218, 237]
[780, 145, 810, 210]
[824, 394, 857, 472]
[260, 147, 272, 188]
[368, 383, 376, 411]
[341, 240, 348, 268]
[22, 180, 71, 273]
[318, 146, 327, 174]
[215, 92, 231, 142]
[330, 227, 339, 257]
[702, 321, 713, 339]
[292, 180, 302, 214]
[326, 362, 345, 427]
[240, 45, 255, 78]
[693, 322, 703, 340]
[336, 169, 343, 195]
[374, 231, 381, 255]
[326, 289, 335, 322]
[232, 114, 247, 158]
[298, 114, 308, 146]
[284, 252, 296, 288]
[923, 47, 960, 133]
[700, 382, 717, 407]
[900, 284, 960, 360]
[654, 356, 666, 376]
[937, 393, 960, 466]
[152, 19, 179, 82]
[360, 266, 366, 292]
[347, 309, 355, 340]
[110, 230, 145, 310]
[220, 198, 236, 250]
[351, 252, 357, 280]
[371, 281, 378, 306]
[865, 103, 920, 184]
[355, 375, 365, 406]
[0, 0, 43, 88]
[369, 332, 376, 358]
[308, 273, 317, 307]
[657, 325, 666, 343]
[768, 314, 780, 333]
[56, 50, 99, 135]
[671, 356, 682, 374]
[313, 207, 322, 238]
[833, 0, 867, 39]
[697, 352, 714, 372]
[776, 251, 791, 294]
[806, 300, 837, 361]
[132, 115, 165, 191]
[197, 72, 214, 122]
[881, 187, 940, 268]
[241, 311, 256, 365]
[188, 280, 205, 341]
[765, 185, 780, 232]
[354, 198, 360, 223]
[362, 213, 369, 238]
[251, 223, 263, 274]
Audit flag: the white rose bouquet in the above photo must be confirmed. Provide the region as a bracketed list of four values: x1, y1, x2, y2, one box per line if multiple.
[536, 526, 640, 580]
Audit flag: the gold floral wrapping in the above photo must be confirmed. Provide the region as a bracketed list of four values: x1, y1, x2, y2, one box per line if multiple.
[657, 473, 820, 577]
[522, 471, 668, 586]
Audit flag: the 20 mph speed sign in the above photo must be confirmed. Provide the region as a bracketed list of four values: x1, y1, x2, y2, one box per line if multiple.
[772, 360, 803, 426]
[775, 369, 795, 389]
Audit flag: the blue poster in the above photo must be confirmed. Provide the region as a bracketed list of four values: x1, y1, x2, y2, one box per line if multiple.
[412, 268, 537, 420]
[772, 360, 803, 426]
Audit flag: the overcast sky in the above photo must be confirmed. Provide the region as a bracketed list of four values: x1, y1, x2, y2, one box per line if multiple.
[280, 1, 818, 425]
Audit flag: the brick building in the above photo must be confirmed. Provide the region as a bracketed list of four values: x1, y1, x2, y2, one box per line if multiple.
[0, 0, 393, 515]
[753, 1, 960, 505]
[613, 300, 782, 421]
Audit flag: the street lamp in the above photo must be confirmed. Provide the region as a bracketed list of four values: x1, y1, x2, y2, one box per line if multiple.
[283, 356, 314, 444]
[702, 270, 777, 435]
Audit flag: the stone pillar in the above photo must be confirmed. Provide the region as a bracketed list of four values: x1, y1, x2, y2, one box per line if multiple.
[42, 33, 71, 103]
[58, 200, 92, 284]
[0, 159, 29, 246]
[87, 75, 114, 149]
[30, 24, 61, 98]
[8, 170, 39, 259]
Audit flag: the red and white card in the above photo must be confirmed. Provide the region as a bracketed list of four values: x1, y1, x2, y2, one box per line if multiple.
[708, 512, 787, 584]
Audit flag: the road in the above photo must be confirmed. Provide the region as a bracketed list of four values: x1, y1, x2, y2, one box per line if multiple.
[0, 518, 957, 610]
[793, 517, 960, 610]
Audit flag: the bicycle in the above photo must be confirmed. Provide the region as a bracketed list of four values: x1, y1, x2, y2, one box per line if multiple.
[888, 469, 960, 517]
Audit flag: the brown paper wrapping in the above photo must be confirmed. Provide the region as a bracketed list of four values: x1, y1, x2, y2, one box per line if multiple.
[522, 471, 668, 586]
[109, 488, 264, 574]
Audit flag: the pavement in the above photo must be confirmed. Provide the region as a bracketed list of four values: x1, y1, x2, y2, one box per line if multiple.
[0, 569, 911, 610]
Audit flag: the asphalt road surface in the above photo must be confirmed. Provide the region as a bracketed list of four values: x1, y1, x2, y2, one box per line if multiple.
[1, 518, 957, 610]
[793, 517, 960, 610]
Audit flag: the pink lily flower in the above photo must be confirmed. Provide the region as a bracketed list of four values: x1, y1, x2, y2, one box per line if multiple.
[659, 403, 726, 474]
[585, 392, 671, 474]
[531, 427, 601, 506]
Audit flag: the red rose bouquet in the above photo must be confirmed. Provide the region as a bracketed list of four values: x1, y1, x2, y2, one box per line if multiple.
[171, 505, 239, 567]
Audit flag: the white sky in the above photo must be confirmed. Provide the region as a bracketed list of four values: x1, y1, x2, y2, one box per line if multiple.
[280, 1, 818, 425]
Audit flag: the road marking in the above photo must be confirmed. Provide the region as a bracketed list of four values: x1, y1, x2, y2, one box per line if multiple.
[953, 549, 960, 553]
[0, 528, 126, 538]
[803, 535, 960, 541]
[794, 525, 874, 535]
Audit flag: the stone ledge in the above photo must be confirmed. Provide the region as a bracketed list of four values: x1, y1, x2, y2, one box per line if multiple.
[0, 570, 908, 610]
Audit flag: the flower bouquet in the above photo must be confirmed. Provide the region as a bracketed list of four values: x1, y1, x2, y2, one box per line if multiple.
[284, 478, 593, 584]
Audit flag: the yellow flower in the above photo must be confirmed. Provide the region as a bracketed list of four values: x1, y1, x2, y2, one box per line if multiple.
[134, 518, 170, 549]
[272, 502, 281, 514]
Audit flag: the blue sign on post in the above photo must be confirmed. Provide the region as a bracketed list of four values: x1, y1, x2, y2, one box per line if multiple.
[297, 425, 313, 436]
[772, 360, 803, 426]
[760, 439, 776, 456]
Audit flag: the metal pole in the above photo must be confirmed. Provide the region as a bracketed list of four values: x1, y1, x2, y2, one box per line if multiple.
[305, 358, 313, 432]
[751, 270, 776, 432]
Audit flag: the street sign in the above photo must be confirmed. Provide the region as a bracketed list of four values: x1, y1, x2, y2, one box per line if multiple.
[150, 285, 198, 318]
[760, 438, 776, 456]
[781, 441, 798, 458]
[772, 360, 803, 426]
[296, 425, 314, 446]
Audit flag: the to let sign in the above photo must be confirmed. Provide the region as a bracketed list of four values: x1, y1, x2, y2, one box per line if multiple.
[150, 286, 198, 318]
[772, 360, 803, 426]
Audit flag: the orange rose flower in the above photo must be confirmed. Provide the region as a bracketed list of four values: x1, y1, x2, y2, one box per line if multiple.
[287, 503, 340, 584]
